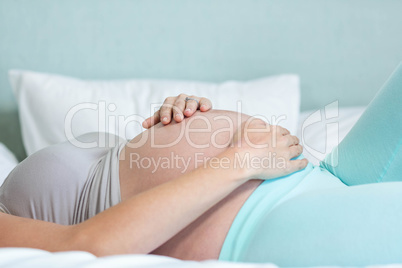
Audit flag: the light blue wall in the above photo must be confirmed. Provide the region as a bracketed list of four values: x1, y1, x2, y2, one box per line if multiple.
[1, 0, 402, 111]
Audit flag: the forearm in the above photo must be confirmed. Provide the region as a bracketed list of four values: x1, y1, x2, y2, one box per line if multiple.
[0, 212, 75, 252]
[73, 148, 247, 256]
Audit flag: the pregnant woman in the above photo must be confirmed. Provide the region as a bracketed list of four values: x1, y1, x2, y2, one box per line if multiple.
[0, 63, 401, 267]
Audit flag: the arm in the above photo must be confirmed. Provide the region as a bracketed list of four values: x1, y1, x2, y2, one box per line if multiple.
[73, 147, 249, 256]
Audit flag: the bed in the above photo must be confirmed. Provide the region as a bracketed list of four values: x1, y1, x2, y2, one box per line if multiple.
[0, 0, 401, 267]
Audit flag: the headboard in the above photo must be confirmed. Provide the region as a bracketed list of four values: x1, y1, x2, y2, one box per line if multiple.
[1, 0, 402, 160]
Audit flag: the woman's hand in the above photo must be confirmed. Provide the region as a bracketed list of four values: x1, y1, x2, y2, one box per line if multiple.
[230, 118, 308, 181]
[142, 94, 212, 129]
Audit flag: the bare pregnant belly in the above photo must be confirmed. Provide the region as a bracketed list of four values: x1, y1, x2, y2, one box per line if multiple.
[119, 110, 262, 260]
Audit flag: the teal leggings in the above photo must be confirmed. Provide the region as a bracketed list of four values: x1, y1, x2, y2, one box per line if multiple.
[219, 63, 402, 267]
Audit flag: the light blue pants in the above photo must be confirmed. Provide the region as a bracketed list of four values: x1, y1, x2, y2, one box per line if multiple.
[219, 63, 402, 267]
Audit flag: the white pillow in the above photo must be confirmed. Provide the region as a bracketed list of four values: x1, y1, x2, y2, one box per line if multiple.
[9, 70, 300, 155]
[296, 106, 366, 165]
[0, 143, 18, 186]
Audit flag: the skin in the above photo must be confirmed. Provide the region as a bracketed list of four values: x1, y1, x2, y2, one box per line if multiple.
[121, 110, 261, 259]
[0, 94, 307, 257]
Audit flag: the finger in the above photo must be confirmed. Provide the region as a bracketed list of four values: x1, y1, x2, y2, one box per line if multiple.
[285, 135, 300, 146]
[160, 97, 176, 125]
[288, 144, 303, 159]
[183, 96, 200, 117]
[287, 158, 309, 173]
[271, 125, 286, 137]
[277, 126, 290, 136]
[142, 111, 160, 129]
[173, 94, 188, 122]
[199, 97, 212, 112]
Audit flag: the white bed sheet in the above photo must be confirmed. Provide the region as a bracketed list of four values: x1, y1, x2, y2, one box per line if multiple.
[0, 143, 18, 187]
[297, 106, 366, 165]
[0, 248, 278, 268]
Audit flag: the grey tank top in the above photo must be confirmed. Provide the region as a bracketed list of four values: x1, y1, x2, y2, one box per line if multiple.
[0, 132, 126, 225]
[0, 202, 9, 214]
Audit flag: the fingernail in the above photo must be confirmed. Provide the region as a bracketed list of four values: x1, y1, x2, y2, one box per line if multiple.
[175, 114, 183, 120]
[162, 117, 168, 123]
[185, 108, 191, 113]
[201, 105, 207, 110]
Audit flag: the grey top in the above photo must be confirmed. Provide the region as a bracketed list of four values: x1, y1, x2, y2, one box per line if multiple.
[0, 202, 9, 214]
[0, 132, 126, 225]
